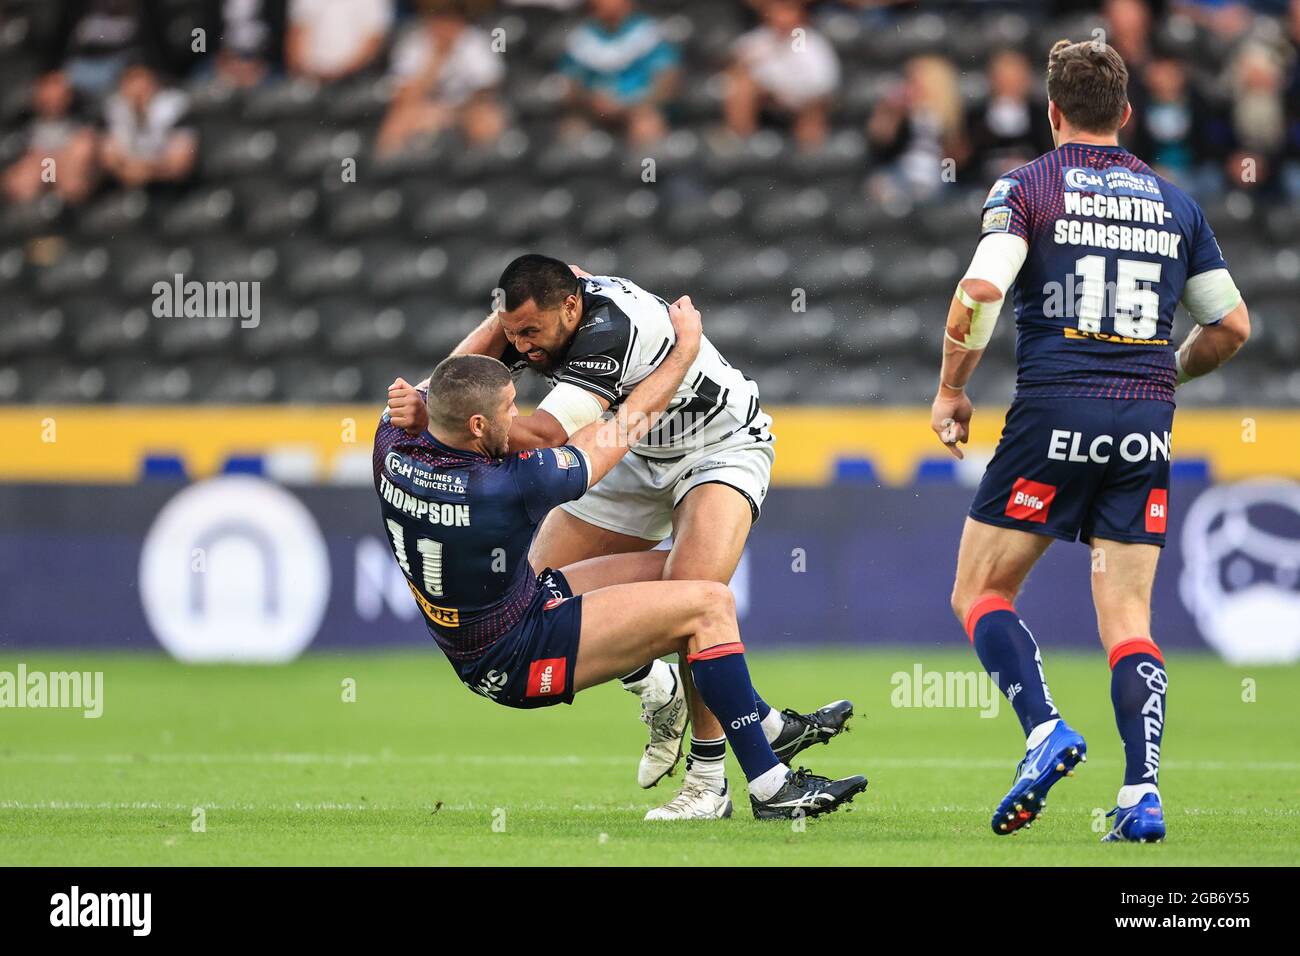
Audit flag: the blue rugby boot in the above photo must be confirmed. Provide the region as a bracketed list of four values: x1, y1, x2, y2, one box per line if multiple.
[992, 719, 1087, 835]
[1102, 792, 1166, 843]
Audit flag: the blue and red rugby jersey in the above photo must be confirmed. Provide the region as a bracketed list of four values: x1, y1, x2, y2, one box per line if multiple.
[980, 142, 1229, 404]
[372, 411, 590, 662]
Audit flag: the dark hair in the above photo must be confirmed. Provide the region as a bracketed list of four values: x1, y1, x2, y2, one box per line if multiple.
[497, 254, 579, 312]
[1046, 39, 1129, 134]
[426, 354, 512, 433]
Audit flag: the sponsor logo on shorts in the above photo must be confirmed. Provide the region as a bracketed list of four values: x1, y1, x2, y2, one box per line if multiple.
[1047, 429, 1171, 463]
[472, 669, 508, 700]
[1005, 478, 1056, 523]
[1145, 488, 1168, 534]
[526, 657, 567, 697]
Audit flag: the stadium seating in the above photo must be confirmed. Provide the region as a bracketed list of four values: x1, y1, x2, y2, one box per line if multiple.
[0, 0, 1295, 406]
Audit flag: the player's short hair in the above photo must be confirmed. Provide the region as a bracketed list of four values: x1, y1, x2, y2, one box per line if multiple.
[497, 254, 579, 312]
[1046, 39, 1129, 134]
[426, 354, 512, 432]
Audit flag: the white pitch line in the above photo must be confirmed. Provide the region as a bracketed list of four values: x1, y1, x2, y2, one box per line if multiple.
[1, 801, 1297, 817]
[2, 753, 1299, 771]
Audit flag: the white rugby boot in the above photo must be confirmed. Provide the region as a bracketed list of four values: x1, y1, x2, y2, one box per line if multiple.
[644, 777, 733, 821]
[636, 662, 689, 788]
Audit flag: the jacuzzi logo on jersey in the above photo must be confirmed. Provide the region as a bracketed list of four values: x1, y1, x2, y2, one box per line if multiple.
[567, 355, 620, 377]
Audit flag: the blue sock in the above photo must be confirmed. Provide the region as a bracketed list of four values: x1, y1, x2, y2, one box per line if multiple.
[753, 691, 771, 721]
[1110, 640, 1167, 787]
[689, 644, 780, 783]
[966, 596, 1059, 737]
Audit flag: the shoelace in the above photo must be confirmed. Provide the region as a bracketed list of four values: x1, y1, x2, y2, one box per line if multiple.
[1010, 754, 1029, 784]
[779, 708, 819, 732]
[663, 781, 718, 810]
[786, 766, 830, 789]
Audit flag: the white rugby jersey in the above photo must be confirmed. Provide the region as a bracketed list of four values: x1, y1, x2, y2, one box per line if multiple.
[504, 274, 768, 458]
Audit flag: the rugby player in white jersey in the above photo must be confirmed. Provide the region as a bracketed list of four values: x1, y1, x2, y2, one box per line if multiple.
[388, 254, 855, 819]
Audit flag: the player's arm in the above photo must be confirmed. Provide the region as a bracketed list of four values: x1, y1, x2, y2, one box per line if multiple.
[1174, 270, 1250, 385]
[930, 232, 1028, 459]
[565, 296, 701, 487]
[450, 311, 510, 359]
[386, 313, 514, 433]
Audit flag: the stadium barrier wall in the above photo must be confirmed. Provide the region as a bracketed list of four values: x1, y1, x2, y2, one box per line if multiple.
[1, 476, 1296, 665]
[1, 406, 1298, 485]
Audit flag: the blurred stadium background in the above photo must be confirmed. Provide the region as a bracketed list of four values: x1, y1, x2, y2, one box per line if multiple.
[0, 0, 1297, 666]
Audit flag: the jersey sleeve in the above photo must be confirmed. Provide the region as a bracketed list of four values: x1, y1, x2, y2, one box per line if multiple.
[510, 445, 592, 523]
[499, 343, 530, 381]
[554, 309, 631, 404]
[1187, 202, 1229, 278]
[979, 175, 1030, 242]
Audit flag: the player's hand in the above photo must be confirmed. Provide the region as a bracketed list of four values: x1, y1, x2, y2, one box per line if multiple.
[568, 263, 593, 279]
[387, 377, 428, 436]
[931, 386, 972, 460]
[667, 295, 702, 364]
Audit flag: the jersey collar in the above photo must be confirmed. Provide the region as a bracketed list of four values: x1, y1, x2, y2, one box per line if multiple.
[422, 431, 492, 461]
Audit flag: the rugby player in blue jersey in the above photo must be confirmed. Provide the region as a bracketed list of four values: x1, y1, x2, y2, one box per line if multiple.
[930, 39, 1250, 842]
[376, 297, 867, 819]
[388, 258, 856, 821]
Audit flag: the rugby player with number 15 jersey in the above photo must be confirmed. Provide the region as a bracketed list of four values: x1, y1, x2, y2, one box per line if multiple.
[929, 40, 1250, 842]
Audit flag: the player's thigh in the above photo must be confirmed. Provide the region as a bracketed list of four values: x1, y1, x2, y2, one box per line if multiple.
[561, 549, 668, 596]
[666, 481, 754, 582]
[951, 517, 1053, 620]
[1089, 536, 1161, 652]
[573, 580, 735, 692]
[529, 506, 656, 570]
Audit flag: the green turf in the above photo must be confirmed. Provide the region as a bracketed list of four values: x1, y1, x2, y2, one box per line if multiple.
[0, 649, 1296, 866]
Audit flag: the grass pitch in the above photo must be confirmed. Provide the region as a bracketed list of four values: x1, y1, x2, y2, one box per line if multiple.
[1, 648, 1297, 866]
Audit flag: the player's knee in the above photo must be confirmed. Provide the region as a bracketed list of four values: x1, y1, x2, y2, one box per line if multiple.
[692, 581, 736, 636]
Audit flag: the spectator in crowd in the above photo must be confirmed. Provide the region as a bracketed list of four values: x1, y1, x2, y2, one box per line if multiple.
[1127, 53, 1217, 192]
[205, 0, 288, 88]
[724, 0, 841, 151]
[376, 0, 506, 155]
[866, 54, 968, 204]
[1284, 0, 1300, 196]
[285, 0, 393, 83]
[1104, 0, 1153, 74]
[60, 0, 148, 96]
[100, 64, 197, 188]
[1173, 0, 1255, 39]
[965, 48, 1052, 182]
[559, 0, 680, 146]
[2, 71, 99, 206]
[1221, 40, 1292, 191]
